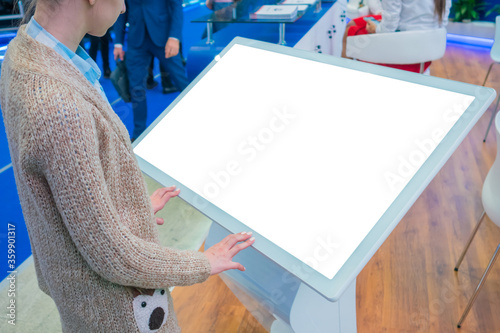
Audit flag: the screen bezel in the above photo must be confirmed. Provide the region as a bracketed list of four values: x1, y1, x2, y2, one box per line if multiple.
[134, 37, 496, 301]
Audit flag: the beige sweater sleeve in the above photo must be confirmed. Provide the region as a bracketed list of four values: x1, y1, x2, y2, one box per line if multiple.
[30, 79, 211, 288]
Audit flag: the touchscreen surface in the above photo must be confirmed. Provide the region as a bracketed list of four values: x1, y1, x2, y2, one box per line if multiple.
[134, 44, 475, 279]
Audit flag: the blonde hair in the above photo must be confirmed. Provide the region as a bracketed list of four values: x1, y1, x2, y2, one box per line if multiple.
[19, 0, 62, 25]
[18, 0, 35, 24]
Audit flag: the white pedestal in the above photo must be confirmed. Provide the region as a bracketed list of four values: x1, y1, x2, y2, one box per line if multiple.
[289, 279, 357, 333]
[207, 222, 357, 333]
[269, 279, 357, 333]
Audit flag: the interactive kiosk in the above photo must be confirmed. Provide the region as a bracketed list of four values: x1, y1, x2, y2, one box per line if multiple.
[133, 38, 496, 332]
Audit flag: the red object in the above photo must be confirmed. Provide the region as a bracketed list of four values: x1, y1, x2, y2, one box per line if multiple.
[348, 15, 383, 36]
[347, 15, 431, 73]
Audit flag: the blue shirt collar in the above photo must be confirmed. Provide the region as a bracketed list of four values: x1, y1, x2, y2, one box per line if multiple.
[26, 17, 107, 101]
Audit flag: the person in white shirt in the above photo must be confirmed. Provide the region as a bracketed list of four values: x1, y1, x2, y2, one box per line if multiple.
[342, 0, 451, 62]
[369, 0, 451, 34]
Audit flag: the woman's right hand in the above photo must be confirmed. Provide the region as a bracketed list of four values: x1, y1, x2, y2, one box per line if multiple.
[204, 232, 255, 275]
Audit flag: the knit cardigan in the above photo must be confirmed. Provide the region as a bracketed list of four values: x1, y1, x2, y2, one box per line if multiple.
[0, 26, 211, 333]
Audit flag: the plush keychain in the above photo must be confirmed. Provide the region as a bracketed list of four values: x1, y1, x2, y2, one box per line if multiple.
[130, 288, 170, 333]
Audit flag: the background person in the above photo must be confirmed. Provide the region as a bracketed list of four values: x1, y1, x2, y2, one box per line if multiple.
[88, 28, 112, 78]
[114, 0, 189, 140]
[341, 0, 451, 73]
[370, 0, 451, 34]
[147, 56, 178, 94]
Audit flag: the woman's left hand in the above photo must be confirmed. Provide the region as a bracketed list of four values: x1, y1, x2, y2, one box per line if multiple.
[151, 186, 180, 225]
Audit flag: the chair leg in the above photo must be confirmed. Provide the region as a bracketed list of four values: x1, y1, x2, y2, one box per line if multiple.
[482, 62, 495, 86]
[455, 211, 486, 271]
[482, 62, 499, 142]
[457, 243, 500, 328]
[483, 95, 500, 142]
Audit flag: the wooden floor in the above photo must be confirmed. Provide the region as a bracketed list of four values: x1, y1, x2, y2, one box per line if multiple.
[171, 42, 500, 333]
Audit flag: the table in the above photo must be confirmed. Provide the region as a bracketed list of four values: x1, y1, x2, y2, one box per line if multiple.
[192, 0, 310, 45]
[187, 0, 347, 80]
[134, 38, 496, 332]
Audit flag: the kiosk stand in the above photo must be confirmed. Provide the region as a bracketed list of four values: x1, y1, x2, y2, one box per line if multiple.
[206, 223, 357, 332]
[134, 38, 496, 332]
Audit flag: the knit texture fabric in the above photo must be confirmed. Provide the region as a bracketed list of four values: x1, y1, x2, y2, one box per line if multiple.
[0, 26, 211, 333]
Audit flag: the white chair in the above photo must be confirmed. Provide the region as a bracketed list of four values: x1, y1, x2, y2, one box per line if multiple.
[481, 16, 500, 142]
[454, 111, 500, 328]
[345, 28, 447, 74]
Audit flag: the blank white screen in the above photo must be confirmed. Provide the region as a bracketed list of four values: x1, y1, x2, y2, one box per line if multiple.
[134, 44, 474, 279]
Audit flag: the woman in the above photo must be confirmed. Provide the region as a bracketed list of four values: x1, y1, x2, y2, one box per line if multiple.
[0, 0, 254, 332]
[342, 0, 451, 72]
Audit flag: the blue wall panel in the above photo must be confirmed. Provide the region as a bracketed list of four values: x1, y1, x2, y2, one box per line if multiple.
[0, 168, 30, 281]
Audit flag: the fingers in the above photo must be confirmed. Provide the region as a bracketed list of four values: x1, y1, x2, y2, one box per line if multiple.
[153, 186, 176, 197]
[165, 49, 179, 59]
[161, 187, 180, 202]
[221, 232, 255, 257]
[152, 187, 168, 198]
[205, 233, 255, 275]
[156, 217, 164, 225]
[222, 231, 252, 248]
[227, 261, 245, 272]
[165, 46, 172, 59]
[165, 40, 180, 59]
[151, 186, 180, 214]
[229, 236, 255, 257]
[153, 186, 180, 199]
[113, 47, 124, 61]
[164, 186, 180, 197]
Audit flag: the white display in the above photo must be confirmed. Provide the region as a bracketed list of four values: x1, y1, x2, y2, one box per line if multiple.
[134, 44, 475, 279]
